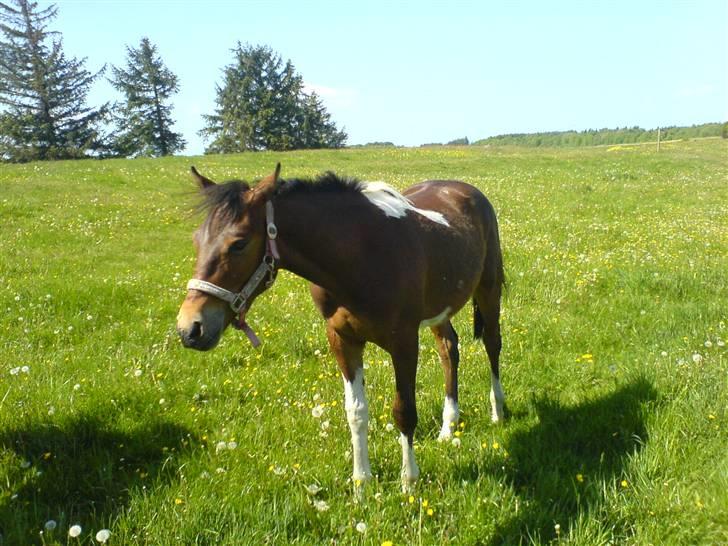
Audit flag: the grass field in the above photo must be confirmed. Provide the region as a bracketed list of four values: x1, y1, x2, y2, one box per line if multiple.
[1, 139, 726, 545]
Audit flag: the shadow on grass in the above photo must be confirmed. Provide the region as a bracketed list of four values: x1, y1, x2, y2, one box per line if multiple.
[0, 408, 196, 544]
[474, 377, 657, 545]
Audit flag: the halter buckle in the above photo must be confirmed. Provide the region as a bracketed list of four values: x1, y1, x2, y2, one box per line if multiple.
[230, 294, 246, 313]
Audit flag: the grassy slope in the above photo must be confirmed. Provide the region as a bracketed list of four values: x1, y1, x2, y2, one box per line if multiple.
[0, 140, 726, 545]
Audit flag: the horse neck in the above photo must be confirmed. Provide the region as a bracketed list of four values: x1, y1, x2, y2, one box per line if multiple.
[274, 192, 383, 298]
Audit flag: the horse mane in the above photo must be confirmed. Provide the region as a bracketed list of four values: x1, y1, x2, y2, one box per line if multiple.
[277, 171, 364, 197]
[199, 180, 251, 221]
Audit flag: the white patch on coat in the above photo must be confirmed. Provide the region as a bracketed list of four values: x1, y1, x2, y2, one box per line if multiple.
[437, 396, 459, 441]
[400, 433, 420, 491]
[490, 372, 505, 423]
[343, 368, 372, 481]
[361, 181, 450, 226]
[419, 307, 452, 329]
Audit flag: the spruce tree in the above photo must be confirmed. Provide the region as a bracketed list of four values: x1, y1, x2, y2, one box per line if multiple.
[108, 37, 185, 157]
[0, 0, 107, 162]
[200, 43, 346, 153]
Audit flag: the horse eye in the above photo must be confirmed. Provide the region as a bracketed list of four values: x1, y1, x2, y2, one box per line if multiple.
[228, 239, 249, 254]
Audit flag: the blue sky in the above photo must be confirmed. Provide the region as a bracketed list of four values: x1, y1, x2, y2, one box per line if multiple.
[53, 0, 727, 155]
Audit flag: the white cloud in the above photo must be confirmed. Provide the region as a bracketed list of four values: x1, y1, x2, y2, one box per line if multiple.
[303, 82, 358, 110]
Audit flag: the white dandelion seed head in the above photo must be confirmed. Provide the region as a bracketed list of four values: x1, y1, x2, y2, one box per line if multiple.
[10, 367, 20, 375]
[355, 521, 367, 533]
[305, 483, 322, 495]
[44, 520, 57, 531]
[660, 351, 668, 357]
[692, 353, 703, 363]
[321, 420, 330, 430]
[21, 365, 29, 374]
[704, 340, 713, 348]
[134, 369, 142, 377]
[313, 499, 330, 512]
[215, 441, 227, 454]
[227, 441, 238, 450]
[95, 528, 111, 543]
[73, 383, 81, 391]
[311, 404, 325, 418]
[20, 460, 31, 469]
[451, 437, 462, 448]
[385, 423, 395, 432]
[68, 524, 82, 538]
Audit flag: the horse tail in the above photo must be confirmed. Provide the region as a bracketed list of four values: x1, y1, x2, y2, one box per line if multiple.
[473, 298, 485, 340]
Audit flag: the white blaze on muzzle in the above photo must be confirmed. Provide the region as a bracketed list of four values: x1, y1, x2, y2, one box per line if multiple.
[185, 201, 280, 347]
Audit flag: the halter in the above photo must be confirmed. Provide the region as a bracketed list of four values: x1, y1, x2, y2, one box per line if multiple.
[186, 201, 280, 348]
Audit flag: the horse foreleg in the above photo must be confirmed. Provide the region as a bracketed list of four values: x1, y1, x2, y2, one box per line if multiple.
[390, 335, 420, 492]
[432, 321, 460, 441]
[327, 326, 372, 488]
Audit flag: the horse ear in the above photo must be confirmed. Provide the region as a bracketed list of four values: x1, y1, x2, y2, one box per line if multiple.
[190, 166, 216, 189]
[253, 162, 282, 200]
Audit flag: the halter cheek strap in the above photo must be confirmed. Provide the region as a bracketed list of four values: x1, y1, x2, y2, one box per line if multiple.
[186, 201, 280, 347]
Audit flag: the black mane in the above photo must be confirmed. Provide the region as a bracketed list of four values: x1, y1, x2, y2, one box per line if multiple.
[277, 171, 364, 197]
[198, 172, 363, 221]
[199, 180, 250, 221]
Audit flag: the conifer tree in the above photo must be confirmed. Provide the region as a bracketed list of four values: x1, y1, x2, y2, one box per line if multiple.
[0, 0, 107, 162]
[108, 37, 185, 157]
[201, 43, 346, 153]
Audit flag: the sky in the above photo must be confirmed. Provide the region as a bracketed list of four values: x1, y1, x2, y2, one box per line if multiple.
[50, 0, 728, 155]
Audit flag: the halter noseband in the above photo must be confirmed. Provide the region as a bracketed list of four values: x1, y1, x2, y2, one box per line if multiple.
[186, 201, 280, 347]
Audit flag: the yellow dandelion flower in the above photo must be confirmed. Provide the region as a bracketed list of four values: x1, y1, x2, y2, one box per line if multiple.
[408, 495, 415, 504]
[422, 499, 428, 508]
[174, 498, 184, 505]
[621, 479, 628, 488]
[382, 541, 394, 546]
[492, 441, 500, 450]
[576, 473, 584, 483]
[427, 508, 434, 516]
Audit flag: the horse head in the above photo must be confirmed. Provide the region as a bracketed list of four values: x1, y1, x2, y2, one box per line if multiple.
[176, 164, 282, 350]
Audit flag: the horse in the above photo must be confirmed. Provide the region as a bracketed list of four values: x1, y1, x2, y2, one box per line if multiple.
[176, 163, 505, 491]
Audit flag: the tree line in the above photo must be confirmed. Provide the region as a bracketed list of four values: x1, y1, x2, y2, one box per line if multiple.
[471, 123, 726, 148]
[0, 0, 346, 163]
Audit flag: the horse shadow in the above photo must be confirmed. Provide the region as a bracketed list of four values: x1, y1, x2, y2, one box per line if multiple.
[456, 376, 658, 545]
[0, 407, 196, 543]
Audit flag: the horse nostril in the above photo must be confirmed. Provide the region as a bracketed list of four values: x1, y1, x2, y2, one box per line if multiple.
[189, 321, 202, 340]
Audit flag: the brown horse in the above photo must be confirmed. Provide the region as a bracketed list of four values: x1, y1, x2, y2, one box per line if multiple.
[176, 164, 505, 491]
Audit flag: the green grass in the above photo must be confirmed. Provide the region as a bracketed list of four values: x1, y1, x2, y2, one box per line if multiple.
[1, 140, 726, 545]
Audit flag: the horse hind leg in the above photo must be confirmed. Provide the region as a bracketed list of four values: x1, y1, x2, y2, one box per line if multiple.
[474, 282, 505, 423]
[431, 320, 460, 441]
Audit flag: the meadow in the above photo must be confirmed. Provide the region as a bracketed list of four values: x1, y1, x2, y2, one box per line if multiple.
[0, 139, 726, 545]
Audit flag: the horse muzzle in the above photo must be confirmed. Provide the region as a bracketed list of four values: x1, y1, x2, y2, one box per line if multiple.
[176, 306, 226, 351]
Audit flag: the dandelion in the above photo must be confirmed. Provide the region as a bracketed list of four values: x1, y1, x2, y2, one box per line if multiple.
[134, 369, 142, 377]
[68, 524, 82, 538]
[385, 422, 394, 432]
[427, 508, 434, 516]
[382, 542, 394, 546]
[20, 460, 31, 469]
[492, 441, 500, 450]
[305, 483, 322, 495]
[451, 437, 461, 448]
[10, 367, 20, 375]
[73, 383, 81, 391]
[313, 499, 330, 512]
[21, 365, 29, 373]
[576, 473, 584, 483]
[45, 520, 57, 531]
[95, 529, 111, 543]
[408, 495, 415, 504]
[704, 340, 713, 348]
[159, 398, 166, 405]
[312, 404, 325, 418]
[621, 479, 629, 488]
[554, 523, 561, 535]
[660, 351, 668, 357]
[227, 441, 238, 450]
[174, 498, 184, 505]
[355, 521, 367, 533]
[692, 353, 703, 363]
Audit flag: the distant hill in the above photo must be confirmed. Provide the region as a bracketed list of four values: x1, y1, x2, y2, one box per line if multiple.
[473, 122, 726, 147]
